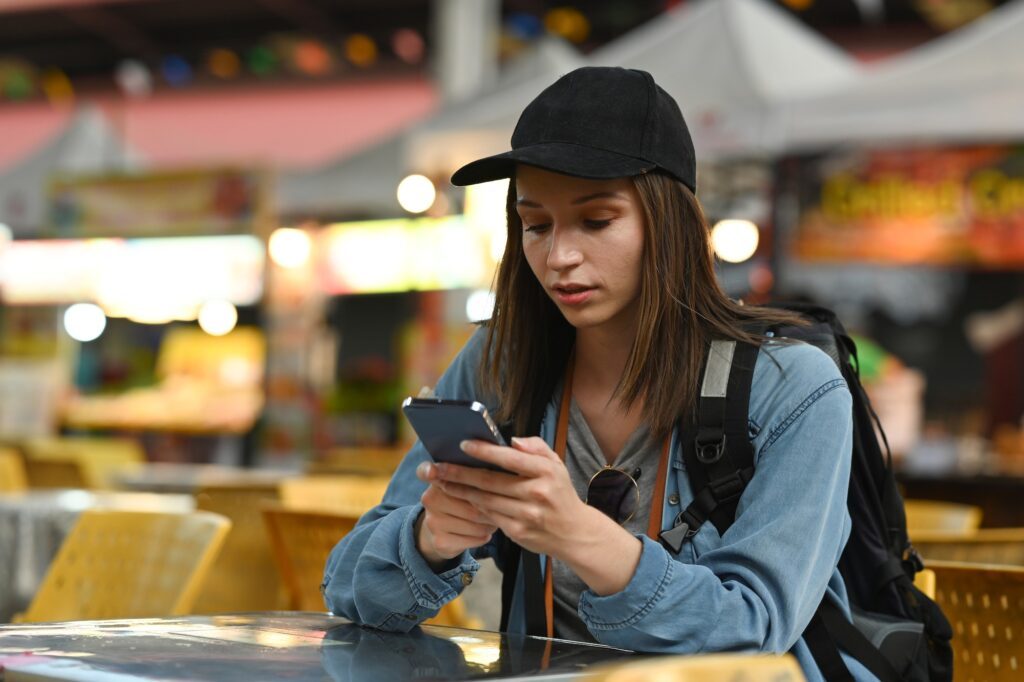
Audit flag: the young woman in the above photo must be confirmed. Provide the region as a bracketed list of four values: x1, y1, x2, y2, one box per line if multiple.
[323, 67, 873, 681]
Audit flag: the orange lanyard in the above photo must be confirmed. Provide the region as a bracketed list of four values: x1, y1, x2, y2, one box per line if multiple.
[542, 360, 672, 638]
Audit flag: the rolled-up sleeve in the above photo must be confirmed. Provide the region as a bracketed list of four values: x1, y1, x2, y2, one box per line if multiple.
[321, 328, 498, 631]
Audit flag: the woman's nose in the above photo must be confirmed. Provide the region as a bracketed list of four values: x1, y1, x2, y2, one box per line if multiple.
[546, 227, 583, 270]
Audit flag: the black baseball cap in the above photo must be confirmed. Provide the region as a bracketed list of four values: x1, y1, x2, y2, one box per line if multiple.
[451, 66, 696, 193]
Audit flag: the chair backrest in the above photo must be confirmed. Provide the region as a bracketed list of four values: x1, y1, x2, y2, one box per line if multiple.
[262, 505, 360, 611]
[261, 505, 480, 628]
[915, 528, 1024, 567]
[22, 437, 144, 489]
[192, 482, 286, 613]
[278, 475, 390, 516]
[905, 499, 983, 536]
[0, 446, 28, 492]
[581, 653, 806, 681]
[20, 510, 230, 622]
[930, 560, 1024, 682]
[307, 447, 406, 476]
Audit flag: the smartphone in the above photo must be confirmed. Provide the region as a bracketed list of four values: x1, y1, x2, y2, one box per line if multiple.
[401, 397, 509, 472]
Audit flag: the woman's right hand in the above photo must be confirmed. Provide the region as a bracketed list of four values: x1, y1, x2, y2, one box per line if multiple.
[415, 461, 498, 569]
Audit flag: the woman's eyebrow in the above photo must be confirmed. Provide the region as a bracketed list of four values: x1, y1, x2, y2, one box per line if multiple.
[516, 191, 624, 208]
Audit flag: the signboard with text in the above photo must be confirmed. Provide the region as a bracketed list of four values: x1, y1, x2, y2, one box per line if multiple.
[46, 168, 272, 239]
[790, 145, 1024, 267]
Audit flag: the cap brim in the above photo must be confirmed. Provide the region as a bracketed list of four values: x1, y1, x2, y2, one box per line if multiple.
[450, 142, 656, 186]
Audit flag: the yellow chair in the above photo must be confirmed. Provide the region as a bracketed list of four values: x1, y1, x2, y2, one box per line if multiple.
[19, 510, 230, 623]
[581, 653, 806, 681]
[914, 568, 936, 600]
[22, 436, 144, 489]
[0, 446, 28, 492]
[904, 499, 983, 536]
[278, 475, 391, 516]
[261, 505, 481, 629]
[914, 528, 1024, 567]
[191, 482, 287, 613]
[930, 560, 1024, 682]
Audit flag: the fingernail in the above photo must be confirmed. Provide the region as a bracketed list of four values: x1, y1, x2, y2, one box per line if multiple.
[459, 440, 471, 452]
[416, 462, 433, 478]
[511, 437, 525, 447]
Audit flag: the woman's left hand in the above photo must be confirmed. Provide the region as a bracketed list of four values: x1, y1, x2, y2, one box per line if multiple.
[432, 436, 586, 558]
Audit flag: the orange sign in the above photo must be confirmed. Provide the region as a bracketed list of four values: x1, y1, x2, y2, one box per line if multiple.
[791, 145, 1024, 266]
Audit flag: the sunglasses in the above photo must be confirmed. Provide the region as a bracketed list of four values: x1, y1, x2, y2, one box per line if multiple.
[586, 466, 642, 525]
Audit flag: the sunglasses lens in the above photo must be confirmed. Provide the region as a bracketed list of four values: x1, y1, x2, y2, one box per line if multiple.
[587, 469, 638, 524]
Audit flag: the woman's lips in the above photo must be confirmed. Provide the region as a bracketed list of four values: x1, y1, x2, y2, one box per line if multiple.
[553, 287, 594, 305]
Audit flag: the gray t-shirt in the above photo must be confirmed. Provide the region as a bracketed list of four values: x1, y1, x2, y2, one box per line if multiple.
[551, 398, 661, 643]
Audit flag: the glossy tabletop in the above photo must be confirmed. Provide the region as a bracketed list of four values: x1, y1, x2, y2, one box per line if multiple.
[0, 612, 633, 681]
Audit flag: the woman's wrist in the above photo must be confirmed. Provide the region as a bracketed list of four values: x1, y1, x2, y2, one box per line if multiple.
[555, 503, 643, 596]
[414, 510, 460, 572]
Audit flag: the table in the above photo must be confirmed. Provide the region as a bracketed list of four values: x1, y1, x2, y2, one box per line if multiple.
[0, 612, 633, 681]
[0, 490, 194, 622]
[897, 472, 1024, 528]
[114, 463, 297, 494]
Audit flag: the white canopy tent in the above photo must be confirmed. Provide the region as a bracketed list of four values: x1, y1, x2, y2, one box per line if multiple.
[587, 0, 860, 159]
[0, 106, 142, 238]
[781, 0, 1024, 150]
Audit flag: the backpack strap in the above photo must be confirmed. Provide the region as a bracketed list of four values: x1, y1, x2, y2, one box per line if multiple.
[660, 339, 759, 553]
[812, 599, 903, 682]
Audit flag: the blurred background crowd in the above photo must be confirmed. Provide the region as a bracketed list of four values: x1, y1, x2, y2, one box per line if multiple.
[0, 0, 1023, 637]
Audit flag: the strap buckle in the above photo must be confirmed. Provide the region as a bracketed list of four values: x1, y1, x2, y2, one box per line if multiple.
[695, 433, 727, 464]
[659, 518, 700, 554]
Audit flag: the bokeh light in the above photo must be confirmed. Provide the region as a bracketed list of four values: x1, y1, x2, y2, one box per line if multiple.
[711, 219, 760, 263]
[198, 300, 238, 336]
[544, 7, 591, 43]
[391, 29, 425, 64]
[40, 68, 74, 104]
[115, 59, 153, 97]
[64, 303, 106, 342]
[345, 34, 378, 68]
[294, 40, 333, 75]
[268, 227, 312, 269]
[160, 55, 192, 87]
[396, 174, 436, 214]
[246, 45, 279, 76]
[466, 289, 496, 322]
[208, 49, 242, 79]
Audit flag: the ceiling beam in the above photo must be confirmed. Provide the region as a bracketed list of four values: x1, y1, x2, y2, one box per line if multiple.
[254, 0, 339, 38]
[62, 4, 162, 59]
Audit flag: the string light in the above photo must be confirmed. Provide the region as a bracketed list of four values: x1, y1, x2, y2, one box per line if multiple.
[293, 40, 333, 75]
[391, 29, 425, 64]
[208, 49, 242, 79]
[40, 68, 73, 104]
[160, 55, 192, 87]
[345, 34, 378, 68]
[544, 8, 590, 43]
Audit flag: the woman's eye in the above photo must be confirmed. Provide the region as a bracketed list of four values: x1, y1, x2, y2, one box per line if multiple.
[524, 222, 551, 233]
[583, 219, 612, 229]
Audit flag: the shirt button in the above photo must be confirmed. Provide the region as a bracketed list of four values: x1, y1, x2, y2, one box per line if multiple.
[461, 573, 474, 587]
[669, 493, 680, 505]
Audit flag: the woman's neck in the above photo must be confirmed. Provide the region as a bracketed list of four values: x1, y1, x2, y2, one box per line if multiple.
[573, 325, 635, 395]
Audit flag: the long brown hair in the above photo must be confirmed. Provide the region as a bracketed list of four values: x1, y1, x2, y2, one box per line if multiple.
[480, 170, 804, 440]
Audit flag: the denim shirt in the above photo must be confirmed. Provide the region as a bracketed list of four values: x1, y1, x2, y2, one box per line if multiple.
[323, 328, 877, 682]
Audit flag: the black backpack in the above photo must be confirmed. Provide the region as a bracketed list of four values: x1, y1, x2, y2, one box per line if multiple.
[497, 302, 953, 682]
